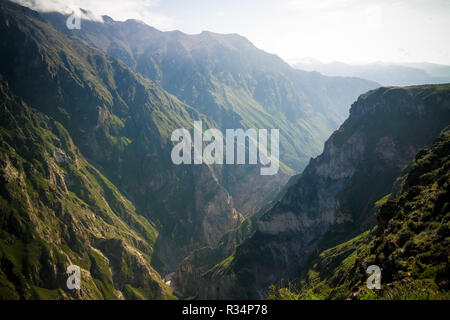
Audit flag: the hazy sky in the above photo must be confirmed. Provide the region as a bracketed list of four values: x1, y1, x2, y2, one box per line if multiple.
[15, 0, 450, 65]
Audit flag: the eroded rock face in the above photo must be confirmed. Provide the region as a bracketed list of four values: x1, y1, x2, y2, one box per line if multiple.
[0, 78, 173, 299]
[193, 165, 243, 247]
[188, 85, 450, 299]
[258, 133, 365, 235]
[191, 164, 289, 248]
[0, 2, 291, 274]
[221, 164, 290, 217]
[294, 127, 450, 300]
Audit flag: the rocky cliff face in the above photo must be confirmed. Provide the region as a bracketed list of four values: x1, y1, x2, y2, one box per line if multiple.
[180, 84, 450, 299]
[1, 2, 378, 284]
[0, 0, 249, 272]
[0, 2, 298, 274]
[293, 126, 450, 300]
[172, 216, 256, 298]
[0, 77, 174, 299]
[43, 11, 379, 174]
[193, 164, 243, 247]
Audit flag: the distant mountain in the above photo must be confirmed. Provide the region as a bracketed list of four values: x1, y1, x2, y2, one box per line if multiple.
[180, 84, 450, 299]
[293, 60, 450, 86]
[399, 62, 450, 79]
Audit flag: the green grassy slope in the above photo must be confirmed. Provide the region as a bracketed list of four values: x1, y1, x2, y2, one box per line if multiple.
[0, 76, 175, 299]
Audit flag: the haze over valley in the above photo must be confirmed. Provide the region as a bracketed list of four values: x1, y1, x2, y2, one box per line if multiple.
[0, 0, 449, 301]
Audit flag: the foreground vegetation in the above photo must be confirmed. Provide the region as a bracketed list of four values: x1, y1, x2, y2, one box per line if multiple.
[268, 127, 450, 300]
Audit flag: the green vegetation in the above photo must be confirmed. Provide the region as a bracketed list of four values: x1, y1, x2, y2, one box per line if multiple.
[269, 126, 450, 300]
[43, 10, 379, 173]
[1, 1, 449, 301]
[0, 77, 175, 299]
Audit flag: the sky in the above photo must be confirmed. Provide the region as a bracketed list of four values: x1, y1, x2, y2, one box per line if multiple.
[14, 0, 450, 65]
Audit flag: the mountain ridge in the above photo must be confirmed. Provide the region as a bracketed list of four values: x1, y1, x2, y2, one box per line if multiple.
[274, 126, 450, 300]
[176, 83, 450, 299]
[0, 0, 247, 273]
[0, 75, 175, 299]
[42, 10, 380, 172]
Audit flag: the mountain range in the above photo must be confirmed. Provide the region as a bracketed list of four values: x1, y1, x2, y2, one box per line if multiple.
[272, 125, 450, 300]
[0, 0, 448, 300]
[0, 0, 379, 298]
[174, 84, 450, 299]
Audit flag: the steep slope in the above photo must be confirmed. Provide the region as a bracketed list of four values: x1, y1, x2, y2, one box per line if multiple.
[42, 11, 379, 173]
[0, 76, 174, 299]
[172, 215, 257, 298]
[0, 0, 245, 270]
[183, 84, 450, 299]
[285, 127, 450, 300]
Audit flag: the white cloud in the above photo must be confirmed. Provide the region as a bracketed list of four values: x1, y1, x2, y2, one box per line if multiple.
[12, 0, 174, 30]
